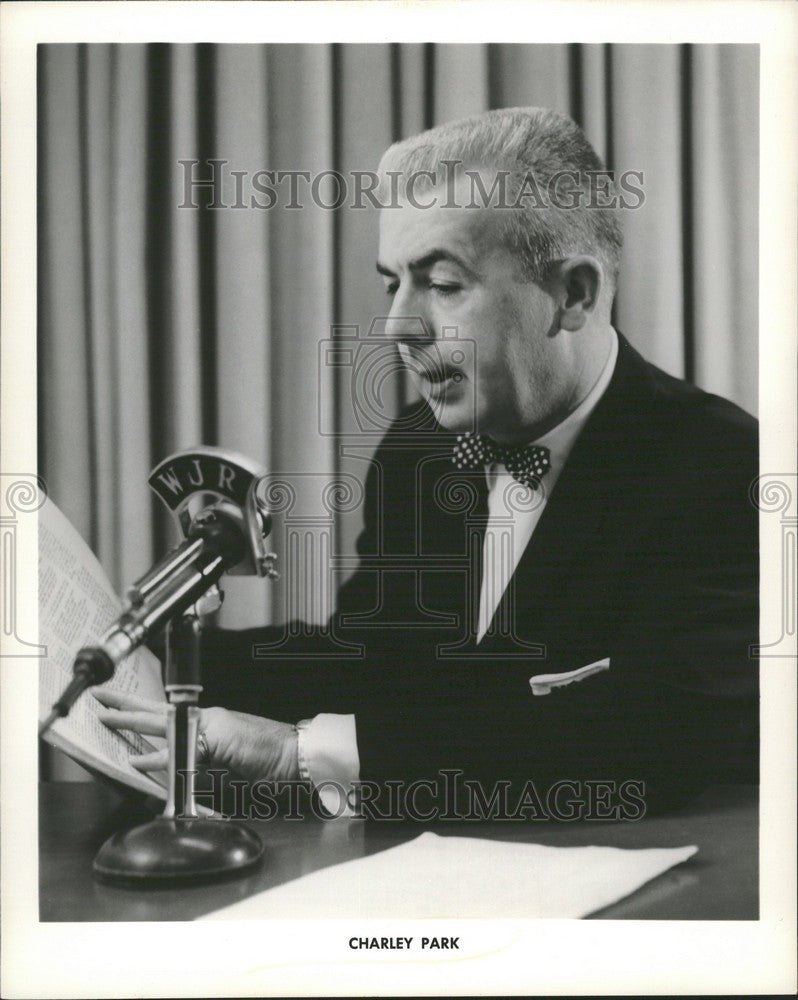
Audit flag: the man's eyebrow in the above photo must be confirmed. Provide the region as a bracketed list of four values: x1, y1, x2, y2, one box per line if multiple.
[376, 249, 471, 277]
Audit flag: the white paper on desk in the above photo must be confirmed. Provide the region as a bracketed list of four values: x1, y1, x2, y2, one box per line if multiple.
[201, 833, 698, 920]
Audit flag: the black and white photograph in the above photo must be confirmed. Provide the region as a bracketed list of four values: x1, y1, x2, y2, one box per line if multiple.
[1, 2, 796, 997]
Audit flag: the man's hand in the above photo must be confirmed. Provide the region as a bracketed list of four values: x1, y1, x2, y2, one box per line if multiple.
[93, 689, 300, 783]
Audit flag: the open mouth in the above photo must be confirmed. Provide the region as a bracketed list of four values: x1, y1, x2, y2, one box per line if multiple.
[423, 367, 461, 386]
[398, 347, 466, 390]
[414, 358, 463, 386]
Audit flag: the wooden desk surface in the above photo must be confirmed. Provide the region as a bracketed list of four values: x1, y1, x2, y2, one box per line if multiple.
[39, 782, 758, 922]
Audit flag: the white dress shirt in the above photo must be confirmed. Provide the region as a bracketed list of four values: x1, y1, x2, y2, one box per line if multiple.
[297, 330, 620, 815]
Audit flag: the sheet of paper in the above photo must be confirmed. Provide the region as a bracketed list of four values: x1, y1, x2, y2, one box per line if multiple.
[38, 497, 167, 797]
[201, 832, 698, 920]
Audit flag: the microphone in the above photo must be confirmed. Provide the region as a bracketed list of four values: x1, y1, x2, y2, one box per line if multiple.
[39, 447, 277, 736]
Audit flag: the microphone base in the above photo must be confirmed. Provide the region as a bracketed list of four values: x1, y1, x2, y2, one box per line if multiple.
[93, 816, 264, 884]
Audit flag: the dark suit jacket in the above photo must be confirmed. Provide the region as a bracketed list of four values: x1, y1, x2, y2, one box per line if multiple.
[202, 334, 758, 809]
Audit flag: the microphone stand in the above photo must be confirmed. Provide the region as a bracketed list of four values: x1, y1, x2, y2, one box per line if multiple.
[42, 447, 279, 884]
[93, 590, 264, 883]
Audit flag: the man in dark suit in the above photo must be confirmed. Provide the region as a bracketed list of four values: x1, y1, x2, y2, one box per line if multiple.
[99, 107, 758, 816]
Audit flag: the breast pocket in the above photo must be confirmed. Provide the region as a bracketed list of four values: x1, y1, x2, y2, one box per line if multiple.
[529, 657, 610, 696]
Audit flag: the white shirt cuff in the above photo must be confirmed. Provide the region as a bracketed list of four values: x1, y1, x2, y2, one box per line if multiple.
[296, 713, 360, 818]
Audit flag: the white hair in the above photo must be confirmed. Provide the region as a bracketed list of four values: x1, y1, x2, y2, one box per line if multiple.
[377, 107, 623, 293]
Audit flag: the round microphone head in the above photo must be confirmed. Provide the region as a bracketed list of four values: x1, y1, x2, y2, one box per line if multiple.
[73, 645, 116, 685]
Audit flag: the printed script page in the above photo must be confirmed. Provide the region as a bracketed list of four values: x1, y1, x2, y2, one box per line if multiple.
[38, 498, 167, 797]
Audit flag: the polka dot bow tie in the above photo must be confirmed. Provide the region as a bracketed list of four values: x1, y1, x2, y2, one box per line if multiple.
[452, 432, 551, 489]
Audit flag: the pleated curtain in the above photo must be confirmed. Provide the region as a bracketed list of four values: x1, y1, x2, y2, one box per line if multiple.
[38, 42, 759, 630]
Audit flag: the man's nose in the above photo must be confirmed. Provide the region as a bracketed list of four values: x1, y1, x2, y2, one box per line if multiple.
[384, 282, 434, 344]
[383, 292, 434, 344]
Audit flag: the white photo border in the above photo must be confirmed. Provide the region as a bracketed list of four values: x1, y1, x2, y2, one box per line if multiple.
[1, 2, 796, 997]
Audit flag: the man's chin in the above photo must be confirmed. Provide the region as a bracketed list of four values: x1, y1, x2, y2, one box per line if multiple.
[425, 396, 478, 434]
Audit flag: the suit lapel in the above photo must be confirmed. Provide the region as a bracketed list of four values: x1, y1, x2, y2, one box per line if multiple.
[488, 334, 662, 641]
[407, 335, 662, 652]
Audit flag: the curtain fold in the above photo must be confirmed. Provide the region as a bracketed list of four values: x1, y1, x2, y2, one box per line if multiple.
[612, 45, 687, 376]
[38, 40, 761, 615]
[38, 43, 759, 778]
[691, 44, 759, 406]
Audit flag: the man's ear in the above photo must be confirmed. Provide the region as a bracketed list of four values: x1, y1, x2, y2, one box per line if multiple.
[556, 256, 603, 332]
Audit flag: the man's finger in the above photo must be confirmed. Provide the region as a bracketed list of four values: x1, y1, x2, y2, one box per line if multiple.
[97, 708, 166, 737]
[130, 749, 169, 771]
[92, 688, 166, 714]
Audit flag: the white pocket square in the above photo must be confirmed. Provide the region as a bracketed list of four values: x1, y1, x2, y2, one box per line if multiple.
[529, 657, 610, 696]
